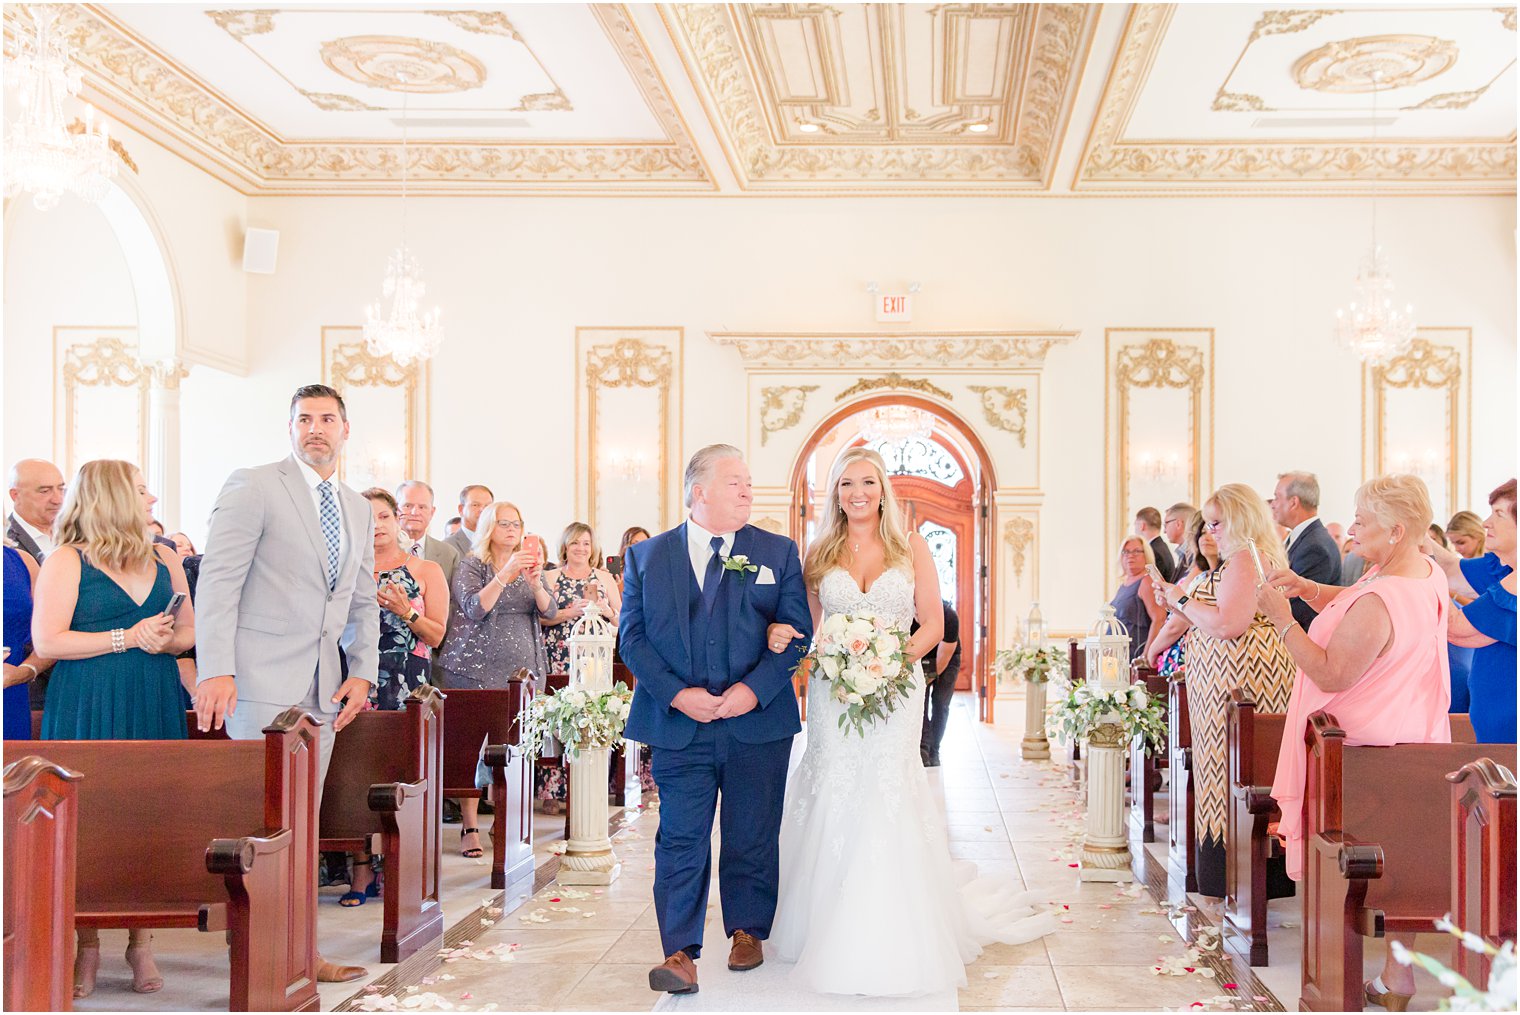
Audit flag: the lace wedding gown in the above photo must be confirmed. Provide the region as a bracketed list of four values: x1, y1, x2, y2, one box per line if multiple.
[767, 568, 1057, 998]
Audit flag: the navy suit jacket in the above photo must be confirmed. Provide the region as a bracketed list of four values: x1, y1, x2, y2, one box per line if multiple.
[1287, 518, 1343, 630]
[620, 522, 812, 750]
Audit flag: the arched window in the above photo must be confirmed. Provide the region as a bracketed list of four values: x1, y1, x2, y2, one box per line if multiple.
[865, 436, 965, 486]
[917, 521, 957, 609]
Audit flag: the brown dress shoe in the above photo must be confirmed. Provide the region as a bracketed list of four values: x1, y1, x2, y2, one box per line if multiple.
[649, 952, 699, 994]
[315, 956, 367, 983]
[728, 930, 763, 971]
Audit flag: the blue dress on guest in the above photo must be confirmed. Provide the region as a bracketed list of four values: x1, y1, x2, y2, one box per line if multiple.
[4, 547, 34, 740]
[1460, 553, 1516, 744]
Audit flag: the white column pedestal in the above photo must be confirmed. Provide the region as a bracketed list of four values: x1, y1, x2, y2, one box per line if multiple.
[1078, 719, 1133, 882]
[147, 361, 187, 528]
[1021, 681, 1050, 760]
[557, 746, 621, 886]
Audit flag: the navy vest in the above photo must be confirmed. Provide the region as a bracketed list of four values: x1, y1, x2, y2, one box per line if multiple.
[689, 564, 733, 692]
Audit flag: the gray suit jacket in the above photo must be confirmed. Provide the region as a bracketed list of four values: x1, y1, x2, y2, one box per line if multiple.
[194, 455, 379, 711]
[444, 527, 473, 559]
[6, 513, 42, 563]
[421, 533, 460, 588]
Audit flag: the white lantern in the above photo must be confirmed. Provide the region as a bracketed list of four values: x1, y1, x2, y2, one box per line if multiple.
[567, 605, 617, 691]
[1025, 601, 1047, 649]
[1084, 603, 1131, 692]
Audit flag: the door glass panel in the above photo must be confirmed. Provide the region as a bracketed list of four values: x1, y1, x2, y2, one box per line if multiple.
[867, 437, 964, 485]
[918, 521, 957, 609]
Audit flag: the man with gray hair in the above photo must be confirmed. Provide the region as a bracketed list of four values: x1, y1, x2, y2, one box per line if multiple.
[1269, 471, 1342, 630]
[396, 480, 460, 688]
[620, 443, 812, 995]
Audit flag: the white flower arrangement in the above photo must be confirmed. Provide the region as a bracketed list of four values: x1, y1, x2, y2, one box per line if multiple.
[719, 554, 759, 582]
[804, 611, 916, 738]
[518, 682, 633, 761]
[1049, 681, 1167, 756]
[1392, 917, 1516, 1012]
[994, 645, 1069, 685]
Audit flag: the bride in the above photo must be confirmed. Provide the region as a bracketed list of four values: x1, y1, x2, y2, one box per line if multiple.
[765, 446, 1056, 998]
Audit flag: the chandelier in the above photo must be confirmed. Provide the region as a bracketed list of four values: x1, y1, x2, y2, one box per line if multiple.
[1333, 69, 1415, 364]
[859, 405, 934, 447]
[3, 6, 119, 211]
[363, 82, 443, 367]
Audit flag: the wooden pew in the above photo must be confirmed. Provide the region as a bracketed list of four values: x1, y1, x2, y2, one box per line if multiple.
[1299, 710, 1517, 1012]
[439, 673, 535, 894]
[11, 710, 321, 1011]
[1447, 758, 1517, 989]
[317, 686, 443, 964]
[1225, 689, 1285, 966]
[609, 662, 643, 808]
[1167, 675, 1196, 893]
[1129, 661, 1168, 842]
[4, 755, 81, 1013]
[1067, 640, 1086, 783]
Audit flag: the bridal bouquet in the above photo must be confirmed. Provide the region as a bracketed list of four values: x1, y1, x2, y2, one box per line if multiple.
[518, 682, 633, 761]
[805, 611, 916, 738]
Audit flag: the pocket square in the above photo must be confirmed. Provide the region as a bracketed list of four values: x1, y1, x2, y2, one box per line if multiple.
[756, 564, 777, 585]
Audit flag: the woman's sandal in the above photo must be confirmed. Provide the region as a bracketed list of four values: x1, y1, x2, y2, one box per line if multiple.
[1365, 976, 1414, 1012]
[125, 937, 165, 994]
[340, 858, 373, 907]
[73, 941, 101, 999]
[461, 827, 484, 859]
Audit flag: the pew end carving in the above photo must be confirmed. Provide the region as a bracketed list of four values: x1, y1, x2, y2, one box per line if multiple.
[440, 672, 535, 895]
[1446, 758, 1517, 990]
[4, 755, 82, 1013]
[1225, 688, 1286, 967]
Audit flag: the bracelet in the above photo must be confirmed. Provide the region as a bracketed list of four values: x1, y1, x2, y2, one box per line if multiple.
[110, 628, 126, 654]
[493, 574, 510, 589]
[15, 663, 36, 681]
[1305, 580, 1322, 604]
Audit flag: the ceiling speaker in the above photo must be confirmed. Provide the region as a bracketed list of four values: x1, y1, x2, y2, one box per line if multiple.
[242, 227, 279, 274]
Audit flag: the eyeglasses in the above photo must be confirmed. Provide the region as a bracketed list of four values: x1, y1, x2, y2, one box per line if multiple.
[1204, 520, 1224, 531]
[495, 519, 523, 530]
[1120, 548, 1145, 555]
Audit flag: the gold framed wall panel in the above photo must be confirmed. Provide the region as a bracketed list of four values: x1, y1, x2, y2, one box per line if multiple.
[574, 327, 684, 536]
[1104, 327, 1215, 590]
[320, 326, 430, 491]
[1360, 326, 1472, 522]
[52, 326, 149, 478]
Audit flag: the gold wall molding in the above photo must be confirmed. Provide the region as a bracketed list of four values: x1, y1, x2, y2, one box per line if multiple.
[967, 385, 1028, 446]
[759, 384, 818, 447]
[711, 331, 1076, 370]
[32, 4, 712, 192]
[1291, 35, 1459, 94]
[55, 330, 149, 476]
[321, 327, 430, 487]
[1003, 516, 1035, 583]
[835, 374, 953, 403]
[1077, 4, 1516, 192]
[1361, 327, 1472, 517]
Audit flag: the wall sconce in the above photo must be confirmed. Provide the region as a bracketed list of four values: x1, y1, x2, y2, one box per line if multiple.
[607, 448, 646, 484]
[1137, 450, 1181, 483]
[1390, 448, 1442, 483]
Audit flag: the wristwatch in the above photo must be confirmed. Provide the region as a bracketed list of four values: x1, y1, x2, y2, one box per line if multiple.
[406, 609, 420, 624]
[1174, 594, 1191, 612]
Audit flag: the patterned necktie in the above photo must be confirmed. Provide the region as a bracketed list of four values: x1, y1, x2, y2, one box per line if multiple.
[701, 535, 725, 614]
[411, 539, 423, 558]
[317, 480, 340, 591]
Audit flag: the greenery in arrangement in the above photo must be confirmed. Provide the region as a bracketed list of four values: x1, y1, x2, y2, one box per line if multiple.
[1048, 682, 1167, 756]
[804, 611, 917, 738]
[994, 645, 1069, 685]
[1392, 918, 1516, 1011]
[518, 683, 633, 761]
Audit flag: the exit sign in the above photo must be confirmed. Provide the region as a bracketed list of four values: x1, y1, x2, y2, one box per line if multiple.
[875, 293, 913, 322]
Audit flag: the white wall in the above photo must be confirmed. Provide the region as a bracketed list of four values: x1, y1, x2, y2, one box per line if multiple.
[6, 181, 1516, 630]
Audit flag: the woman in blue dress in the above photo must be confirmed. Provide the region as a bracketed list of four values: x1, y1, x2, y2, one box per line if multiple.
[31, 460, 195, 997]
[1444, 480, 1516, 743]
[4, 542, 50, 738]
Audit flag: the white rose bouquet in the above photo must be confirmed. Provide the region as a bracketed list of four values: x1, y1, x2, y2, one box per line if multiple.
[1049, 681, 1166, 756]
[994, 645, 1068, 686]
[803, 611, 917, 738]
[518, 682, 634, 761]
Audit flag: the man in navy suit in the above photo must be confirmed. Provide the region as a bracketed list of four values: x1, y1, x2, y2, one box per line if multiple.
[620, 444, 812, 995]
[1270, 471, 1343, 630]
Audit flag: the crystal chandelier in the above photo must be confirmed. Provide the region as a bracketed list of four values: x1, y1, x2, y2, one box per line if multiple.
[3, 5, 119, 211]
[1333, 69, 1415, 364]
[363, 82, 443, 367]
[859, 405, 934, 447]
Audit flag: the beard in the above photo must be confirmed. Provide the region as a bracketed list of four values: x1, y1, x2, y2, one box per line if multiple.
[295, 439, 338, 469]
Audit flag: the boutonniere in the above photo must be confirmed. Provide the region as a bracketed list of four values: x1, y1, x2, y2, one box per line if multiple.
[720, 554, 760, 583]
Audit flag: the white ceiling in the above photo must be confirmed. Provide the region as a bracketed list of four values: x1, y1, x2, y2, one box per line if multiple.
[6, 2, 1513, 195]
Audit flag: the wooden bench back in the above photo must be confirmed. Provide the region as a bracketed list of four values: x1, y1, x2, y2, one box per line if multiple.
[319, 685, 442, 842]
[440, 677, 532, 797]
[4, 756, 80, 1013]
[1448, 758, 1517, 986]
[1227, 689, 1285, 792]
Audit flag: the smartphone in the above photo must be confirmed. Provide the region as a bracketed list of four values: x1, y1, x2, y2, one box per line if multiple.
[1244, 538, 1268, 584]
[163, 592, 187, 621]
[606, 554, 624, 578]
[1145, 563, 1164, 586]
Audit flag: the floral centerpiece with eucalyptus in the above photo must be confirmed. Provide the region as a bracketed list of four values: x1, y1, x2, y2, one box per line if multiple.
[995, 645, 1069, 685]
[518, 683, 633, 761]
[1049, 681, 1166, 756]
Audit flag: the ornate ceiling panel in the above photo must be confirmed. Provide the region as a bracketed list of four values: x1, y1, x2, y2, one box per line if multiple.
[1075, 4, 1516, 192]
[662, 3, 1098, 190]
[2, 3, 713, 193]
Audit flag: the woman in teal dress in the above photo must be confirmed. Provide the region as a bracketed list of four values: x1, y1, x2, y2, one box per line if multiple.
[32, 460, 195, 998]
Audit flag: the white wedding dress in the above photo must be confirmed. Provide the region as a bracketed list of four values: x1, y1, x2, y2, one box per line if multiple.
[766, 567, 1058, 998]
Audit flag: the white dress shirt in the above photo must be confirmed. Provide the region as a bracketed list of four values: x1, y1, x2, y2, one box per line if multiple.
[293, 456, 348, 562]
[687, 517, 734, 592]
[14, 514, 54, 557]
[1284, 516, 1316, 551]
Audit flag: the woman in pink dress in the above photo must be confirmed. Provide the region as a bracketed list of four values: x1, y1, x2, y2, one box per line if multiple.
[1258, 475, 1449, 1013]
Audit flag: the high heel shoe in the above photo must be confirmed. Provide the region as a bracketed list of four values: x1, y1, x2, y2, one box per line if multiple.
[461, 827, 484, 859]
[1365, 976, 1413, 1012]
[73, 941, 100, 999]
[125, 936, 165, 994]
[340, 858, 373, 907]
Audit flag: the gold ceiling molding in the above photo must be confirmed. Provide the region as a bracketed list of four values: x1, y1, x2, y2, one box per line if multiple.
[1291, 35, 1459, 94]
[835, 374, 953, 402]
[299, 90, 379, 113]
[41, 3, 712, 193]
[428, 10, 523, 41]
[759, 384, 818, 447]
[320, 35, 488, 94]
[710, 331, 1076, 370]
[663, 3, 1095, 190]
[1079, 4, 1517, 192]
[967, 385, 1028, 447]
[1003, 516, 1035, 583]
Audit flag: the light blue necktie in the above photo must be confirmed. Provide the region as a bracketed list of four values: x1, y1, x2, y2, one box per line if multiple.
[317, 480, 340, 591]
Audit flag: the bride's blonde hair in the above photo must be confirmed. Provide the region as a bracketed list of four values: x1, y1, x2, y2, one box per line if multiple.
[803, 446, 913, 590]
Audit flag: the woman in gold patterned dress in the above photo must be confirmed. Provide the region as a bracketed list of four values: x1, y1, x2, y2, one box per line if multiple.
[1151, 483, 1296, 898]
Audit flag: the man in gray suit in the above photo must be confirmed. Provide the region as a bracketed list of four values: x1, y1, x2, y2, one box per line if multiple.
[444, 483, 494, 557]
[193, 384, 378, 984]
[396, 479, 459, 688]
